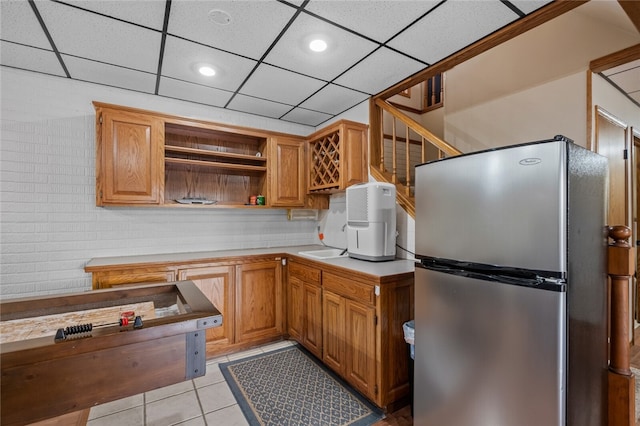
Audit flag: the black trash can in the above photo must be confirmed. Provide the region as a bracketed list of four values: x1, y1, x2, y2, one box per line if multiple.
[403, 320, 414, 416]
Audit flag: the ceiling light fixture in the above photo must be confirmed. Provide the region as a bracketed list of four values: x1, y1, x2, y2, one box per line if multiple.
[208, 9, 232, 25]
[198, 66, 216, 77]
[309, 39, 327, 53]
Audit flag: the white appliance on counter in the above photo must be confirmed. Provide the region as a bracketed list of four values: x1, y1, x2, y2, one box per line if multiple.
[346, 182, 396, 261]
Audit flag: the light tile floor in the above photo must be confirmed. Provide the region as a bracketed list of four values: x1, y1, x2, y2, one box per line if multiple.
[87, 340, 296, 426]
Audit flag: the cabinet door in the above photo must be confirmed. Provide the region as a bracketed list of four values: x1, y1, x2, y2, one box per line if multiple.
[235, 259, 283, 342]
[303, 282, 323, 359]
[288, 275, 304, 341]
[270, 137, 305, 207]
[322, 290, 345, 375]
[341, 123, 368, 189]
[344, 299, 376, 399]
[178, 266, 234, 348]
[97, 109, 164, 205]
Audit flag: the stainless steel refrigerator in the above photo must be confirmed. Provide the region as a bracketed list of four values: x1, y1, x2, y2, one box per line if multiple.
[414, 136, 608, 426]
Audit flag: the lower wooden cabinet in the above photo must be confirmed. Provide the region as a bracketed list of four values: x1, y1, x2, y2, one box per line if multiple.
[289, 260, 414, 410]
[288, 260, 322, 359]
[344, 297, 376, 398]
[322, 291, 345, 373]
[235, 259, 283, 343]
[322, 288, 376, 401]
[178, 266, 235, 349]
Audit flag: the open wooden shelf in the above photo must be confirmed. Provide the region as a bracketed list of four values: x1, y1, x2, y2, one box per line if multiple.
[165, 157, 267, 174]
[165, 145, 267, 166]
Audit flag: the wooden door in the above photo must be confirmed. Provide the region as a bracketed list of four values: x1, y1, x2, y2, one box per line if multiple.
[594, 107, 630, 227]
[634, 132, 640, 322]
[344, 299, 376, 399]
[235, 259, 283, 342]
[98, 109, 164, 205]
[323, 290, 346, 375]
[270, 137, 305, 207]
[178, 266, 234, 348]
[303, 282, 323, 359]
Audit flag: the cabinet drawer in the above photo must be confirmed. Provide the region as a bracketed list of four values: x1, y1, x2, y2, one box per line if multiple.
[323, 272, 374, 305]
[289, 261, 321, 285]
[92, 268, 176, 289]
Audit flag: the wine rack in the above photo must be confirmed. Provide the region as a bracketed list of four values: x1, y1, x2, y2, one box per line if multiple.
[307, 120, 369, 193]
[309, 130, 341, 191]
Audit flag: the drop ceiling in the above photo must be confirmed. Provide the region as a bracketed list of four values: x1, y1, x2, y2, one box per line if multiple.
[601, 59, 640, 105]
[0, 0, 635, 127]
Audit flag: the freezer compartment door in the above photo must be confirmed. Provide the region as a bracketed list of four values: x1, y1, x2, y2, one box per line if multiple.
[415, 140, 567, 273]
[414, 267, 565, 426]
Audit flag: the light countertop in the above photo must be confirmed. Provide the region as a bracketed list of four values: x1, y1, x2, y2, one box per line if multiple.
[85, 245, 417, 279]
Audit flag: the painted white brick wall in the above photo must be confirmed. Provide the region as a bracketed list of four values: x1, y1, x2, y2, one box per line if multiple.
[0, 68, 322, 299]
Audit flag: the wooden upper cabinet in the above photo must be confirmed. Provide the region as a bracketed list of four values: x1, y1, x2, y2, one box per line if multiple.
[95, 104, 164, 206]
[269, 136, 305, 207]
[94, 102, 367, 208]
[307, 120, 368, 193]
[342, 123, 368, 188]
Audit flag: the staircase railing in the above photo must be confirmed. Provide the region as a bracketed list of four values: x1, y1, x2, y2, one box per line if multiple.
[369, 98, 462, 218]
[608, 225, 636, 426]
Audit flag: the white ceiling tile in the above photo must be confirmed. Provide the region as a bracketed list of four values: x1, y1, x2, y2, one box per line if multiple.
[167, 0, 296, 61]
[304, 0, 441, 43]
[36, 1, 162, 73]
[162, 36, 257, 91]
[59, 0, 167, 30]
[1, 0, 51, 49]
[603, 60, 640, 77]
[630, 92, 640, 104]
[159, 77, 233, 107]
[387, 0, 519, 64]
[282, 0, 305, 6]
[264, 12, 378, 81]
[0, 42, 66, 77]
[282, 107, 333, 127]
[335, 47, 425, 95]
[299, 84, 369, 115]
[240, 64, 326, 106]
[62, 55, 157, 93]
[227, 94, 293, 119]
[608, 69, 640, 93]
[508, 1, 553, 15]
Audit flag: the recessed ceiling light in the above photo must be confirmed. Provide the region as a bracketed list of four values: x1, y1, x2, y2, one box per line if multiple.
[208, 9, 232, 25]
[309, 39, 327, 53]
[198, 66, 216, 77]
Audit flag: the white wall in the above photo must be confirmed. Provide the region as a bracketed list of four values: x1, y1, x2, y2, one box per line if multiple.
[442, 1, 639, 152]
[0, 68, 320, 299]
[591, 72, 640, 138]
[445, 71, 588, 151]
